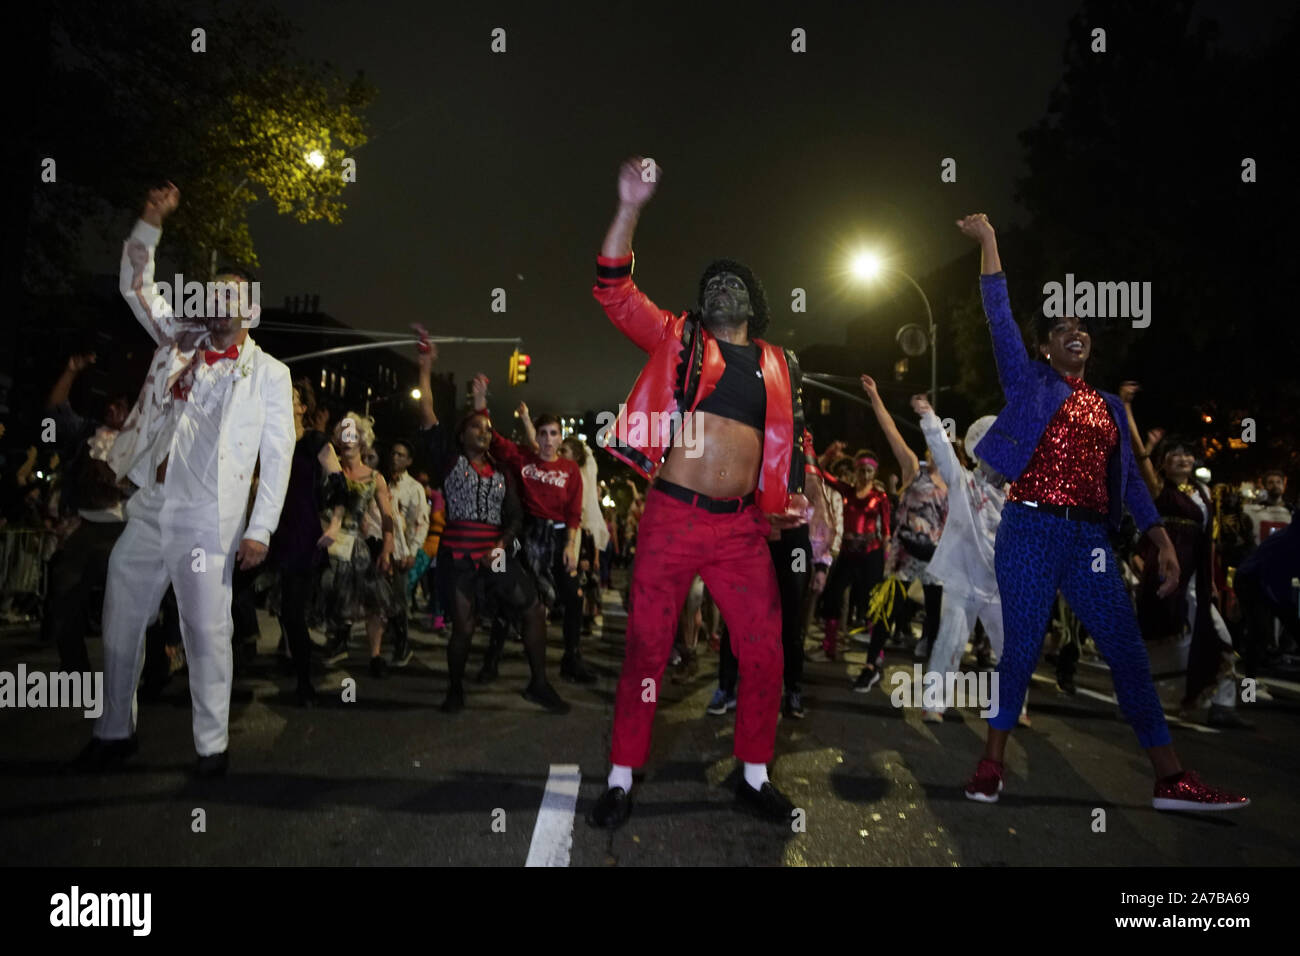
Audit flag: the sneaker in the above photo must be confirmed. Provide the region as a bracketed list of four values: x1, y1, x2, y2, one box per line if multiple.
[1252, 684, 1275, 702]
[322, 638, 349, 666]
[369, 655, 389, 678]
[391, 645, 414, 668]
[963, 758, 1004, 803]
[1152, 771, 1250, 811]
[921, 709, 944, 724]
[1056, 674, 1077, 696]
[805, 647, 834, 663]
[706, 688, 737, 715]
[1207, 704, 1254, 730]
[784, 692, 806, 719]
[853, 665, 882, 694]
[668, 647, 683, 667]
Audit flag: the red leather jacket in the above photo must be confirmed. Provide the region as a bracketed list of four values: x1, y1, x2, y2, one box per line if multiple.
[593, 252, 806, 516]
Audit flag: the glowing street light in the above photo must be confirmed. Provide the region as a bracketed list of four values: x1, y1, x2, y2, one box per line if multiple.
[851, 251, 883, 281]
[410, 388, 421, 400]
[306, 150, 326, 170]
[848, 249, 938, 411]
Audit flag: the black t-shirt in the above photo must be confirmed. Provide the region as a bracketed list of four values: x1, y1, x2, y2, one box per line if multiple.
[695, 340, 765, 429]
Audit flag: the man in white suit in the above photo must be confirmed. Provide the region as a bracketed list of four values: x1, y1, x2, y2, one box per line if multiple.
[74, 183, 295, 776]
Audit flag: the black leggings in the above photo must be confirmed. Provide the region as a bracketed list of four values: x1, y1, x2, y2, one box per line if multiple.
[866, 580, 943, 663]
[823, 551, 884, 626]
[438, 548, 549, 689]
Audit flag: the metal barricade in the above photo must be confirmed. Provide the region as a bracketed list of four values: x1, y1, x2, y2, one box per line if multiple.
[0, 528, 55, 620]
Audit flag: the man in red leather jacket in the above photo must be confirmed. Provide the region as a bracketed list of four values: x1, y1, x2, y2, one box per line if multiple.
[587, 157, 810, 829]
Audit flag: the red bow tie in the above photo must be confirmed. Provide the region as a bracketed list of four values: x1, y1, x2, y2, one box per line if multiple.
[204, 344, 239, 365]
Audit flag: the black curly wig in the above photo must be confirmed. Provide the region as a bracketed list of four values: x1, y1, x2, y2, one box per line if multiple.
[692, 258, 770, 339]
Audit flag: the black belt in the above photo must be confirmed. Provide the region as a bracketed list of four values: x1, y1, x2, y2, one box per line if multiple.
[653, 478, 754, 514]
[1014, 500, 1107, 524]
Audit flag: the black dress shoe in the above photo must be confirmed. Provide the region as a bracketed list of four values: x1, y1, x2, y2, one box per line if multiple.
[587, 786, 632, 829]
[195, 751, 229, 778]
[521, 681, 571, 714]
[560, 654, 598, 684]
[69, 735, 138, 773]
[736, 779, 797, 822]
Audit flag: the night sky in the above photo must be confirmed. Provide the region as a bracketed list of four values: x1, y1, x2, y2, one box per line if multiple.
[251, 0, 1275, 416]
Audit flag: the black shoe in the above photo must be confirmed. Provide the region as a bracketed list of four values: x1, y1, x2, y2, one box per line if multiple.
[784, 692, 806, 719]
[736, 779, 797, 822]
[477, 655, 500, 684]
[1207, 704, 1255, 729]
[1056, 674, 1077, 696]
[195, 750, 229, 778]
[70, 735, 138, 773]
[522, 681, 571, 714]
[560, 654, 598, 684]
[369, 655, 389, 678]
[440, 684, 465, 713]
[391, 642, 414, 668]
[295, 682, 318, 708]
[587, 786, 632, 829]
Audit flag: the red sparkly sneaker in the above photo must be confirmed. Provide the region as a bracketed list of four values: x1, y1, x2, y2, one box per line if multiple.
[1152, 771, 1250, 811]
[964, 758, 1004, 803]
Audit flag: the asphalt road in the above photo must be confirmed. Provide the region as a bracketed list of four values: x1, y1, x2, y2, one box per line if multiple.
[1, 578, 1297, 867]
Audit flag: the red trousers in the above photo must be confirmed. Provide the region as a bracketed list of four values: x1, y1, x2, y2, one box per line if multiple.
[610, 487, 783, 767]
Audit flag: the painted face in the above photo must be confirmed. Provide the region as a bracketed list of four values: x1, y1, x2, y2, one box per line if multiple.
[536, 423, 562, 459]
[702, 272, 754, 325]
[1041, 316, 1091, 370]
[208, 274, 253, 335]
[855, 459, 877, 485]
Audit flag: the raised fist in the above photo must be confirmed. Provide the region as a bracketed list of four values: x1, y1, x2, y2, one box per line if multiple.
[955, 213, 995, 242]
[617, 156, 660, 207]
[142, 182, 180, 225]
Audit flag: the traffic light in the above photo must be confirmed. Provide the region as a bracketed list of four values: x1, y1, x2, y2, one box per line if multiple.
[509, 348, 531, 385]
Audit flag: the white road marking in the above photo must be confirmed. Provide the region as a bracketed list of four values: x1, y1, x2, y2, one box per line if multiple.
[525, 763, 581, 867]
[1030, 672, 1219, 733]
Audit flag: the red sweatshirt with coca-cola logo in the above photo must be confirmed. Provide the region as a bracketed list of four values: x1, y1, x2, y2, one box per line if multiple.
[490, 432, 582, 529]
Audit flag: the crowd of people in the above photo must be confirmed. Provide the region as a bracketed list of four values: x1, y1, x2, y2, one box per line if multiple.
[2, 169, 1296, 834]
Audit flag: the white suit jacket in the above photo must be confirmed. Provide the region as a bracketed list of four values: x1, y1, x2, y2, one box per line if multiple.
[109, 219, 295, 547]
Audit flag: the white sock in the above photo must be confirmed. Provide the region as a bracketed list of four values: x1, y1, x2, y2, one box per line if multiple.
[743, 762, 769, 790]
[607, 764, 633, 792]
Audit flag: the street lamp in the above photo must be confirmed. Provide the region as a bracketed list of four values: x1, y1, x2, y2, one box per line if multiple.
[850, 252, 937, 411]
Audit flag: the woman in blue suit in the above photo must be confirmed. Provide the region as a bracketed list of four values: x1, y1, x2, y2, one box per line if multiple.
[954, 213, 1247, 812]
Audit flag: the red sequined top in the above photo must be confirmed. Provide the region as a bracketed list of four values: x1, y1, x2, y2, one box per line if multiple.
[825, 476, 891, 554]
[1007, 376, 1117, 512]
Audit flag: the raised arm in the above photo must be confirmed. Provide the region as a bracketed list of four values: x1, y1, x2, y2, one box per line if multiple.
[912, 395, 962, 489]
[416, 345, 439, 428]
[516, 402, 539, 455]
[861, 375, 919, 489]
[593, 157, 679, 353]
[955, 214, 1032, 403]
[119, 184, 183, 346]
[1119, 382, 1161, 499]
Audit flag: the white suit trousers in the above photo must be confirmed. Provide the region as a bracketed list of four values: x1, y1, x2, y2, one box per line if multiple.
[96, 483, 237, 756]
[924, 589, 1004, 714]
